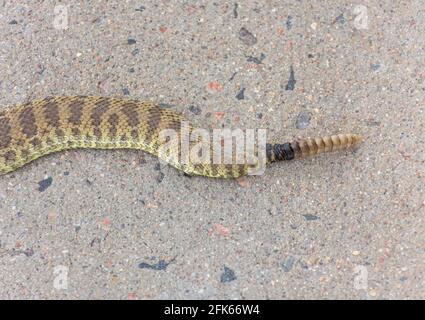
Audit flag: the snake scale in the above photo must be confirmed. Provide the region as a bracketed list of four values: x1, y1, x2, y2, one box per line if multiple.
[0, 96, 361, 178]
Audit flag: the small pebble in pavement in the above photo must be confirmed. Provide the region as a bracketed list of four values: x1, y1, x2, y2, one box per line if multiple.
[236, 88, 245, 100]
[285, 66, 296, 90]
[295, 111, 311, 129]
[220, 266, 237, 283]
[38, 176, 53, 192]
[239, 27, 257, 46]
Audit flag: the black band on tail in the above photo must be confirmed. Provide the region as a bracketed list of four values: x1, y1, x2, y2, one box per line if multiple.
[266, 143, 295, 162]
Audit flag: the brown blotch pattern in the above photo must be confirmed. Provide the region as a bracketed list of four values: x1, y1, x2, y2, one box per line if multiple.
[91, 98, 110, 126]
[121, 103, 140, 127]
[131, 129, 139, 140]
[55, 129, 65, 138]
[108, 113, 120, 137]
[68, 99, 85, 125]
[71, 128, 80, 136]
[145, 106, 163, 141]
[29, 137, 42, 147]
[43, 100, 60, 127]
[165, 118, 182, 132]
[0, 116, 12, 149]
[4, 150, 16, 162]
[93, 127, 102, 138]
[19, 106, 38, 139]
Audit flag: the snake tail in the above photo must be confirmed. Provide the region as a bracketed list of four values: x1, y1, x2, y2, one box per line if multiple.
[266, 133, 362, 163]
[0, 96, 362, 177]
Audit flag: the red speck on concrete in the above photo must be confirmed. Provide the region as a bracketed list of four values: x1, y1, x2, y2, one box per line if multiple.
[207, 81, 222, 91]
[215, 112, 225, 120]
[127, 292, 137, 300]
[236, 177, 250, 188]
[284, 40, 293, 52]
[103, 217, 110, 230]
[208, 223, 230, 237]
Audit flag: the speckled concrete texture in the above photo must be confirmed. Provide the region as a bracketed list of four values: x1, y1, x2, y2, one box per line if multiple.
[0, 0, 424, 299]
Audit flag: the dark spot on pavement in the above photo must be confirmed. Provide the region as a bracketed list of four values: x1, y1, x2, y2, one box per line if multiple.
[229, 72, 237, 81]
[246, 53, 266, 64]
[220, 266, 236, 283]
[189, 105, 201, 115]
[9, 19, 18, 25]
[286, 15, 293, 30]
[38, 177, 53, 192]
[24, 248, 34, 257]
[239, 27, 257, 46]
[335, 14, 345, 24]
[281, 256, 295, 272]
[157, 172, 165, 183]
[295, 111, 311, 129]
[302, 214, 320, 221]
[36, 64, 45, 75]
[370, 62, 381, 71]
[90, 237, 101, 247]
[236, 88, 245, 100]
[366, 119, 381, 126]
[135, 6, 146, 12]
[285, 66, 296, 91]
[127, 38, 137, 45]
[233, 3, 238, 18]
[138, 258, 175, 270]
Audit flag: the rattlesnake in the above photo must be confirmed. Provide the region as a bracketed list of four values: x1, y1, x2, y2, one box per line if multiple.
[0, 96, 361, 178]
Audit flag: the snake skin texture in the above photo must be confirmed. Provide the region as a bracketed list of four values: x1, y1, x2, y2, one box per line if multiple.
[0, 96, 362, 178]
